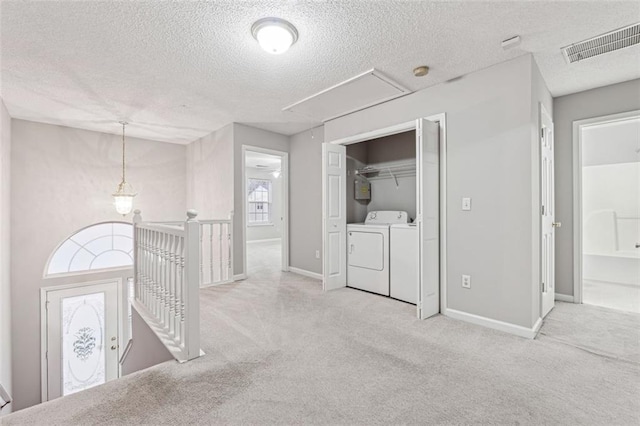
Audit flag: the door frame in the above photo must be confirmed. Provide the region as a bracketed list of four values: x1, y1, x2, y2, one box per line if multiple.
[241, 145, 290, 276]
[326, 113, 448, 314]
[40, 278, 123, 402]
[572, 109, 640, 303]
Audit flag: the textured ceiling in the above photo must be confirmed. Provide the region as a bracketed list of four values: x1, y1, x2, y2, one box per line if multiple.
[1, 1, 639, 144]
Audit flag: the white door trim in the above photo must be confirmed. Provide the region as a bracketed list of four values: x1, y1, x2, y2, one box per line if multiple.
[241, 145, 290, 277]
[572, 109, 640, 304]
[40, 278, 123, 402]
[324, 114, 448, 314]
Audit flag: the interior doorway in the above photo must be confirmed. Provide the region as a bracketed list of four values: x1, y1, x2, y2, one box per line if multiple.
[574, 110, 640, 313]
[40, 279, 121, 402]
[242, 146, 289, 277]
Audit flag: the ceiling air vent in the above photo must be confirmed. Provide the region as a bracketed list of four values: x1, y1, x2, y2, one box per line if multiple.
[562, 23, 640, 64]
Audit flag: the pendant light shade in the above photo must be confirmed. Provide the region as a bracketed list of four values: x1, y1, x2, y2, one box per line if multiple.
[112, 121, 136, 215]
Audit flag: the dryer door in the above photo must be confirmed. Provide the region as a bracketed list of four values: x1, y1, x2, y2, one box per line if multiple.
[348, 231, 384, 271]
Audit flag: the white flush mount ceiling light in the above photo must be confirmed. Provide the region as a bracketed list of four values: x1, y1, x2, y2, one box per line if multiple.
[112, 121, 137, 216]
[251, 17, 298, 54]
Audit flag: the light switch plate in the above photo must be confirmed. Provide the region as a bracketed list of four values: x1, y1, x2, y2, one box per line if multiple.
[462, 197, 472, 211]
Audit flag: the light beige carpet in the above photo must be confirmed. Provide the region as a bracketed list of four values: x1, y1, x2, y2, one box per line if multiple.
[4, 272, 640, 425]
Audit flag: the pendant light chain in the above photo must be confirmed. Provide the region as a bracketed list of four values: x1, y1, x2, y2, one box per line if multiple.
[121, 121, 127, 185]
[112, 120, 136, 216]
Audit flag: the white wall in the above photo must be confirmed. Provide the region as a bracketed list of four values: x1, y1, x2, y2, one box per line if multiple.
[10, 120, 187, 410]
[0, 99, 12, 415]
[289, 126, 324, 274]
[322, 55, 548, 329]
[553, 78, 640, 297]
[246, 167, 282, 242]
[233, 124, 289, 275]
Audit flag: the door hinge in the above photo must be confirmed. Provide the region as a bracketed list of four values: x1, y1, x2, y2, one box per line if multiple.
[541, 205, 545, 215]
[45, 351, 48, 360]
[541, 282, 545, 293]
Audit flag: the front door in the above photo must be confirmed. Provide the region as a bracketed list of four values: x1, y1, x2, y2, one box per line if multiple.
[540, 104, 556, 318]
[43, 280, 120, 401]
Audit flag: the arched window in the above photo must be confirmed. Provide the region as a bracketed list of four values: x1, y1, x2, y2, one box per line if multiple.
[45, 222, 133, 277]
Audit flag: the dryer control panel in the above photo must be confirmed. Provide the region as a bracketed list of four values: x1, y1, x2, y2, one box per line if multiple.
[364, 211, 409, 225]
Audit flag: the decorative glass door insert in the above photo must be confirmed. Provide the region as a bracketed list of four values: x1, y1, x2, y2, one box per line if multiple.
[44, 280, 119, 401]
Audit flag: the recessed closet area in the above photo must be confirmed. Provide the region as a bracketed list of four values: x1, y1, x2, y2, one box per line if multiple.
[345, 130, 419, 305]
[346, 130, 417, 224]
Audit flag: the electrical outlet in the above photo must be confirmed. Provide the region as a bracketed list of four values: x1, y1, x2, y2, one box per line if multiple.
[462, 275, 471, 289]
[315, 250, 320, 259]
[462, 197, 472, 211]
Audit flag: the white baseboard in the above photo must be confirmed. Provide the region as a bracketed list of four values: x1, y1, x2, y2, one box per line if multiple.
[445, 309, 542, 339]
[289, 266, 322, 281]
[233, 274, 247, 281]
[555, 293, 574, 303]
[247, 238, 281, 244]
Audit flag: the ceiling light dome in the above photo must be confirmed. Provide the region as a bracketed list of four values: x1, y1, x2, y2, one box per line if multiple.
[251, 17, 298, 54]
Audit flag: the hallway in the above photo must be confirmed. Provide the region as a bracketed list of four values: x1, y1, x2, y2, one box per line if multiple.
[4, 271, 639, 424]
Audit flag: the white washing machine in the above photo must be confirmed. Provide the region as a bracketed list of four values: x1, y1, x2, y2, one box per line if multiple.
[390, 223, 419, 304]
[347, 211, 409, 296]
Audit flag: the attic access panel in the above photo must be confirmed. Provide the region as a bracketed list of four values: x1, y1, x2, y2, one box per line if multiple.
[283, 69, 410, 122]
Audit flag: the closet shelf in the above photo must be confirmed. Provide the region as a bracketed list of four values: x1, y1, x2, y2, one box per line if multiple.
[354, 162, 416, 179]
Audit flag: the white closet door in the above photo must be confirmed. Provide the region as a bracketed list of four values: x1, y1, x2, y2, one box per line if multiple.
[416, 118, 440, 319]
[322, 143, 347, 290]
[540, 103, 556, 318]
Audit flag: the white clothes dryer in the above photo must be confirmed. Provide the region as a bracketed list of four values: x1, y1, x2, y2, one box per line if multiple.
[347, 211, 409, 296]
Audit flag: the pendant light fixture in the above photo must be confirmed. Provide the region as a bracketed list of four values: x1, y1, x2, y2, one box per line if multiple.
[112, 121, 136, 216]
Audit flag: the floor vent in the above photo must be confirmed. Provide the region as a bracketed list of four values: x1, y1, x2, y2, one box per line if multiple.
[562, 23, 640, 64]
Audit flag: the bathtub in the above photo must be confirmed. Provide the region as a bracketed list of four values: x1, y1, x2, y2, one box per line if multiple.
[583, 251, 640, 286]
[584, 209, 640, 286]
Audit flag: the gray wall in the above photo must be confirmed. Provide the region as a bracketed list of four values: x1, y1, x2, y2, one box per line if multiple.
[346, 146, 369, 224]
[365, 131, 417, 220]
[289, 126, 324, 274]
[323, 55, 548, 329]
[10, 120, 187, 410]
[346, 131, 417, 222]
[246, 167, 283, 242]
[233, 124, 289, 276]
[553, 78, 640, 297]
[186, 123, 234, 220]
[120, 310, 173, 376]
[0, 99, 12, 415]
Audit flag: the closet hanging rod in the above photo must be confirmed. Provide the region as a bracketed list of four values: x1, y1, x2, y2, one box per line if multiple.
[354, 162, 416, 175]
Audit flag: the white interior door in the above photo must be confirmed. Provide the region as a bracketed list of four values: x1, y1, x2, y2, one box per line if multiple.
[541, 104, 556, 317]
[322, 143, 347, 290]
[44, 280, 120, 401]
[416, 118, 440, 319]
